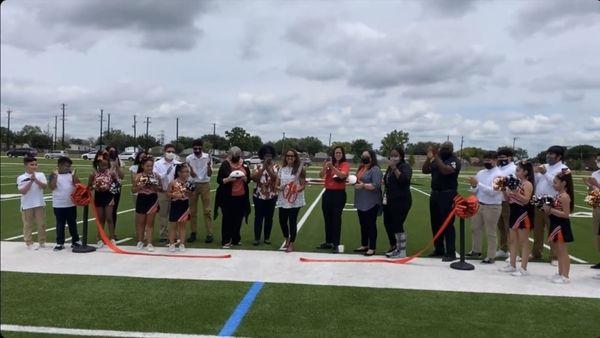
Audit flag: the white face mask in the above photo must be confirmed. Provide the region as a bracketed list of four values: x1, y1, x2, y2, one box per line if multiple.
[164, 152, 175, 161]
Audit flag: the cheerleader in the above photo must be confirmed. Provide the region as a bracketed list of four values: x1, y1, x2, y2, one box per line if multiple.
[543, 169, 575, 284]
[500, 161, 534, 276]
[167, 164, 192, 252]
[88, 150, 119, 248]
[132, 155, 162, 252]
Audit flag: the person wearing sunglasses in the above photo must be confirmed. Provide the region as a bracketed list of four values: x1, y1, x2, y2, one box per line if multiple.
[186, 139, 214, 244]
[275, 149, 306, 253]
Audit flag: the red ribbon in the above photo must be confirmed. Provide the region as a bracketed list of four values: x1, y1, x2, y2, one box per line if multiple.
[300, 194, 479, 265]
[87, 188, 231, 259]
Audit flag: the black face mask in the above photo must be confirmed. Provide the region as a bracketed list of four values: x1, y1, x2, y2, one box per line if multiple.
[361, 157, 370, 164]
[498, 159, 509, 167]
[231, 156, 240, 163]
[439, 150, 452, 160]
[484, 163, 493, 170]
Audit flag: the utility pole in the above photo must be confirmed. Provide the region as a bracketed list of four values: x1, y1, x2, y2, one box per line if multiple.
[61, 103, 66, 149]
[107, 113, 111, 138]
[99, 109, 105, 146]
[132, 115, 137, 139]
[6, 109, 11, 150]
[328, 133, 332, 147]
[512, 137, 517, 150]
[144, 116, 151, 147]
[459, 136, 464, 161]
[54, 115, 58, 150]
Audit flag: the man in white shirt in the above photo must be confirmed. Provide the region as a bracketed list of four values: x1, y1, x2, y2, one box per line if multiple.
[532, 145, 568, 261]
[583, 153, 600, 271]
[17, 157, 48, 249]
[495, 147, 517, 258]
[185, 139, 214, 243]
[467, 151, 504, 263]
[153, 144, 181, 242]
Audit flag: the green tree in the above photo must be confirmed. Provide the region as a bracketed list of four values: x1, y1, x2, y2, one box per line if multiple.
[406, 141, 437, 155]
[173, 136, 196, 152]
[380, 130, 409, 156]
[225, 127, 253, 150]
[298, 136, 325, 155]
[514, 147, 528, 160]
[0, 126, 15, 150]
[330, 141, 352, 156]
[95, 129, 135, 151]
[461, 147, 488, 162]
[248, 135, 263, 152]
[200, 134, 228, 151]
[351, 139, 372, 161]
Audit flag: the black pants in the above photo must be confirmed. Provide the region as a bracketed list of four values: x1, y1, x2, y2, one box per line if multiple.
[358, 205, 379, 250]
[383, 196, 412, 246]
[429, 190, 457, 256]
[221, 196, 246, 245]
[253, 197, 276, 241]
[322, 189, 346, 246]
[112, 191, 121, 230]
[279, 207, 300, 242]
[54, 206, 79, 245]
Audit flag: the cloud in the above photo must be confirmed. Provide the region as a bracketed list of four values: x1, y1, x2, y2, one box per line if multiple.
[286, 59, 346, 81]
[420, 0, 479, 17]
[510, 0, 600, 39]
[529, 72, 600, 92]
[1, 0, 213, 52]
[508, 114, 562, 135]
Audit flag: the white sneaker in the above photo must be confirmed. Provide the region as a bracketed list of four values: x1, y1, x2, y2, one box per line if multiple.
[547, 273, 560, 281]
[552, 275, 570, 284]
[39, 243, 46, 249]
[499, 265, 517, 273]
[110, 239, 116, 246]
[505, 256, 521, 263]
[168, 244, 176, 252]
[136, 241, 144, 250]
[97, 240, 104, 249]
[146, 243, 155, 252]
[33, 243, 41, 250]
[511, 267, 528, 277]
[178, 244, 186, 252]
[26, 243, 33, 250]
[495, 250, 508, 258]
[550, 260, 558, 266]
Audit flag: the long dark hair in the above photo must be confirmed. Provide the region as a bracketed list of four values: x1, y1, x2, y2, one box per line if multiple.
[330, 146, 347, 165]
[363, 149, 378, 169]
[392, 146, 406, 163]
[137, 156, 154, 174]
[517, 160, 535, 191]
[555, 169, 574, 211]
[133, 150, 147, 166]
[174, 163, 190, 179]
[93, 149, 109, 170]
[282, 148, 301, 175]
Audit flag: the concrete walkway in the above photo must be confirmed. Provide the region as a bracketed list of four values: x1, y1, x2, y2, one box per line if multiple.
[1, 241, 599, 299]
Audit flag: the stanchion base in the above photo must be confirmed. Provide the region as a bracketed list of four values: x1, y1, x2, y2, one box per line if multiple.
[72, 245, 97, 253]
[450, 261, 475, 270]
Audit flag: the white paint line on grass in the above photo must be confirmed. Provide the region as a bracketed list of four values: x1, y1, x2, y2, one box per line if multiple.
[115, 237, 133, 244]
[279, 188, 325, 250]
[3, 208, 136, 240]
[0, 324, 221, 338]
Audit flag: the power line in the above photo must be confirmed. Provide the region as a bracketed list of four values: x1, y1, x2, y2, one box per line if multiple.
[144, 116, 151, 145]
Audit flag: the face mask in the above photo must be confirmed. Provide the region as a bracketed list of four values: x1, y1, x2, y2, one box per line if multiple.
[164, 152, 175, 161]
[231, 156, 240, 163]
[440, 149, 452, 160]
[498, 159, 509, 167]
[484, 163, 493, 170]
[546, 155, 557, 165]
[361, 157, 370, 164]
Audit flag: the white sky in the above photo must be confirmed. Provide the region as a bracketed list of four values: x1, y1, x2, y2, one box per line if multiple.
[1, 0, 599, 155]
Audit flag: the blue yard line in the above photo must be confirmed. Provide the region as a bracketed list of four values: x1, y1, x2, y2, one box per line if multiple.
[218, 281, 265, 337]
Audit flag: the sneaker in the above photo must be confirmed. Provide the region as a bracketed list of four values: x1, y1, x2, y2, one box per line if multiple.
[481, 258, 494, 264]
[511, 267, 528, 277]
[550, 260, 558, 266]
[26, 243, 33, 250]
[264, 239, 271, 245]
[71, 241, 82, 248]
[222, 243, 232, 249]
[205, 234, 214, 244]
[388, 250, 407, 259]
[590, 262, 600, 269]
[442, 255, 457, 262]
[385, 246, 397, 255]
[187, 232, 197, 243]
[547, 273, 560, 281]
[316, 243, 333, 250]
[466, 251, 481, 258]
[53, 245, 64, 251]
[552, 275, 570, 284]
[499, 265, 517, 273]
[168, 244, 176, 252]
[136, 241, 144, 250]
[252, 240, 260, 246]
[146, 244, 155, 252]
[96, 240, 104, 249]
[495, 250, 508, 258]
[505, 256, 521, 263]
[178, 244, 186, 252]
[33, 243, 41, 250]
[110, 239, 116, 246]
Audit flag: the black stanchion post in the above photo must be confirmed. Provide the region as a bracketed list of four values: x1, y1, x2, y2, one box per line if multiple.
[72, 205, 96, 253]
[450, 218, 474, 270]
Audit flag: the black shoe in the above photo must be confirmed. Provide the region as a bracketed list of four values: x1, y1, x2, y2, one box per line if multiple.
[481, 258, 494, 264]
[71, 241, 81, 248]
[264, 239, 271, 245]
[187, 232, 197, 243]
[53, 245, 64, 251]
[442, 255, 458, 262]
[466, 251, 481, 258]
[252, 240, 260, 246]
[591, 262, 600, 269]
[317, 243, 333, 249]
[427, 251, 444, 258]
[204, 234, 214, 244]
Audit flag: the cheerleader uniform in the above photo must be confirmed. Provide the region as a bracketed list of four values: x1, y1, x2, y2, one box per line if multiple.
[169, 180, 191, 223]
[135, 173, 160, 215]
[508, 183, 533, 230]
[93, 170, 114, 207]
[548, 193, 574, 243]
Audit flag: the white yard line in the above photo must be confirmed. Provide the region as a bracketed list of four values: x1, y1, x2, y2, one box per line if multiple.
[3, 208, 136, 240]
[0, 324, 220, 338]
[279, 188, 326, 250]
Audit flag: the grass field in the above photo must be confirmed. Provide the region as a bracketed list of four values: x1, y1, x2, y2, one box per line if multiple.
[1, 156, 599, 337]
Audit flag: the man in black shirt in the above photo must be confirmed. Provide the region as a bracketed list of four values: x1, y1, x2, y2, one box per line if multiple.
[422, 142, 461, 262]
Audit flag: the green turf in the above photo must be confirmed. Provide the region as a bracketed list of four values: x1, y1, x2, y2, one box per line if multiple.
[2, 271, 599, 338]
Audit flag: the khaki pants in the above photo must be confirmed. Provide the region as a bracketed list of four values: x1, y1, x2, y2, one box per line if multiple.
[21, 206, 46, 245]
[532, 208, 555, 259]
[189, 182, 213, 235]
[471, 204, 502, 259]
[496, 202, 510, 252]
[157, 192, 171, 239]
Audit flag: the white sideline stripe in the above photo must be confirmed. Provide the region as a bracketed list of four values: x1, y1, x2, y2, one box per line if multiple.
[3, 208, 136, 240]
[279, 188, 326, 250]
[409, 186, 588, 264]
[115, 237, 133, 244]
[0, 324, 221, 338]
